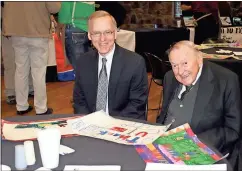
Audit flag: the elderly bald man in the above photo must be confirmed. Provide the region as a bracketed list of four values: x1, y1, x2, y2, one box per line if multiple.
[157, 41, 241, 167]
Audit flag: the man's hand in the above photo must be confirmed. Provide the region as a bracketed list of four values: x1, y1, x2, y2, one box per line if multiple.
[181, 4, 192, 11]
[56, 23, 65, 39]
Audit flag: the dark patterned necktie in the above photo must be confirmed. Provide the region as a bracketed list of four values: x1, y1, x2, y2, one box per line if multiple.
[180, 85, 193, 101]
[96, 58, 108, 111]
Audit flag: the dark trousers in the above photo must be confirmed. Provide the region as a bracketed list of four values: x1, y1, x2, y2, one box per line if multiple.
[194, 12, 219, 44]
[65, 24, 91, 71]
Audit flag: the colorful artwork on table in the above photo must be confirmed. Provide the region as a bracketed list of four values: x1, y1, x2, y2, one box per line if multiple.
[1, 116, 82, 141]
[135, 124, 222, 165]
[136, 144, 170, 163]
[67, 111, 171, 145]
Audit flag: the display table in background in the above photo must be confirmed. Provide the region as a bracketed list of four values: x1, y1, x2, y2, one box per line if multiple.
[116, 29, 135, 52]
[198, 44, 242, 99]
[188, 26, 242, 43]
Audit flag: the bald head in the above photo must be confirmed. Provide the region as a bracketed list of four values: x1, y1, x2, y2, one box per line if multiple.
[168, 40, 203, 86]
[169, 41, 201, 59]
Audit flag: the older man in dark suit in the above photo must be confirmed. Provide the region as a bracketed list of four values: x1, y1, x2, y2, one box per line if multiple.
[73, 10, 148, 120]
[157, 41, 241, 168]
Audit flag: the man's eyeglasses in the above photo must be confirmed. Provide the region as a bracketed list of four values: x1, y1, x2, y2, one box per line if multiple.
[90, 30, 114, 38]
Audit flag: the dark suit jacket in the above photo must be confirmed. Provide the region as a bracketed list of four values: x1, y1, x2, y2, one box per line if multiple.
[73, 44, 148, 120]
[239, 139, 242, 170]
[157, 61, 241, 157]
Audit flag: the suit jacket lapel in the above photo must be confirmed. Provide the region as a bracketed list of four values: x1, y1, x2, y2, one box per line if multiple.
[108, 45, 124, 110]
[191, 62, 214, 130]
[160, 75, 179, 123]
[89, 50, 99, 111]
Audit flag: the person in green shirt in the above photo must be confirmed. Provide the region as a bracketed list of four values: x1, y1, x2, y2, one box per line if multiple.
[57, 2, 95, 71]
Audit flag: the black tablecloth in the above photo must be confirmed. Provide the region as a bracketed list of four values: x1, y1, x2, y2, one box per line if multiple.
[1, 114, 232, 171]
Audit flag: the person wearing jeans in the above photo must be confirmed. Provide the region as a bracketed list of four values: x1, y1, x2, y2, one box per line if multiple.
[57, 2, 95, 72]
[64, 24, 91, 71]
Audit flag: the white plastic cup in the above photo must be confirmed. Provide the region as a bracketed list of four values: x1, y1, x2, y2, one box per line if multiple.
[177, 20, 181, 28]
[15, 145, 27, 170]
[24, 141, 36, 165]
[37, 128, 61, 169]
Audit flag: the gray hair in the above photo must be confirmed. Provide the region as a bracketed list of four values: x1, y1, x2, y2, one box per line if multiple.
[169, 40, 201, 59]
[88, 10, 117, 31]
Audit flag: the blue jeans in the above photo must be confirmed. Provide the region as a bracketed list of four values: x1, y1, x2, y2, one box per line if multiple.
[65, 24, 91, 71]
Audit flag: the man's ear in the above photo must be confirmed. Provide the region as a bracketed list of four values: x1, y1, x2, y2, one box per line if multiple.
[114, 29, 117, 40]
[197, 52, 203, 67]
[88, 32, 92, 41]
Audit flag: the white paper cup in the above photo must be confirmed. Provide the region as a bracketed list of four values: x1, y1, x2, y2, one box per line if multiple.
[37, 128, 61, 169]
[177, 20, 181, 28]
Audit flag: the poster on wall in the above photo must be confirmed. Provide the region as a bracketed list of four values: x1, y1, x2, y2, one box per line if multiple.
[221, 27, 242, 43]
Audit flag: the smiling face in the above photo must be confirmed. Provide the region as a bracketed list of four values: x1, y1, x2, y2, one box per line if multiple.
[88, 16, 117, 56]
[169, 44, 203, 86]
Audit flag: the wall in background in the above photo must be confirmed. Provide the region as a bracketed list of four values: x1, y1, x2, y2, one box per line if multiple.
[119, 2, 175, 29]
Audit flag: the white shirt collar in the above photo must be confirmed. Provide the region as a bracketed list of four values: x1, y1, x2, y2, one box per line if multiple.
[192, 64, 203, 86]
[178, 64, 203, 99]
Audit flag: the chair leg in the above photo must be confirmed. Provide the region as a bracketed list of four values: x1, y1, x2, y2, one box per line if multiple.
[148, 78, 162, 111]
[146, 77, 152, 114]
[157, 90, 162, 115]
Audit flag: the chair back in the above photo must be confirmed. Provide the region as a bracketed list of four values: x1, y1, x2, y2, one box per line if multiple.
[144, 52, 171, 85]
[202, 37, 228, 44]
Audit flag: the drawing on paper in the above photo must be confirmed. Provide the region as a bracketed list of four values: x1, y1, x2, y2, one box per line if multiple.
[67, 111, 171, 145]
[1, 116, 82, 141]
[15, 120, 68, 129]
[136, 144, 171, 163]
[135, 124, 222, 165]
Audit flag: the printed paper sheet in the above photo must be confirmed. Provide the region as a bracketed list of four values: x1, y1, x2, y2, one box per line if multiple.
[67, 111, 170, 145]
[64, 165, 121, 171]
[145, 163, 227, 171]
